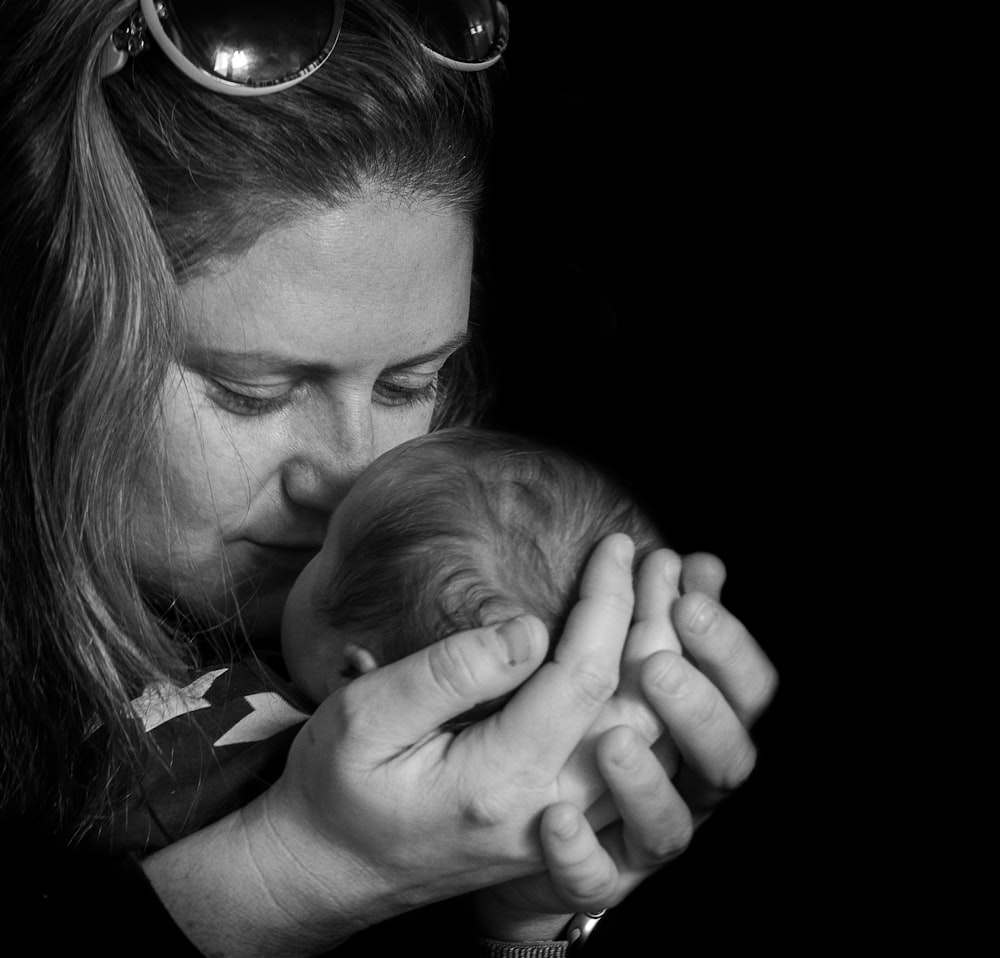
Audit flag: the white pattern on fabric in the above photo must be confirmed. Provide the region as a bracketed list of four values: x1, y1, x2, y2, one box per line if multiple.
[129, 669, 229, 732]
[213, 692, 311, 747]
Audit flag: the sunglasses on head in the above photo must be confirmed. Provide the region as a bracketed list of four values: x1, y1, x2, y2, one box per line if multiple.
[101, 0, 510, 95]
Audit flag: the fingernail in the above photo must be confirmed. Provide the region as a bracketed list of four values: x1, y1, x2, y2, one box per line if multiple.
[497, 616, 535, 666]
[615, 536, 635, 569]
[688, 599, 718, 635]
[654, 656, 689, 697]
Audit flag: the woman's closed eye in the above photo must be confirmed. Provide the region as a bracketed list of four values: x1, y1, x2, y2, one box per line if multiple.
[204, 377, 301, 416]
[373, 372, 440, 408]
[200, 359, 447, 417]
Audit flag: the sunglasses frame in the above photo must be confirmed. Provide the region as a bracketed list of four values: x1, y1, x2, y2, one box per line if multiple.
[416, 1, 509, 72]
[101, 0, 509, 94]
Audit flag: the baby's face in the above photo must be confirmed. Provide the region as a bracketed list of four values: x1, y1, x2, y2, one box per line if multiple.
[281, 492, 379, 701]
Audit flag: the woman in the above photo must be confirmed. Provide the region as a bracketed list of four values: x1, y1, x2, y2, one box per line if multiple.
[0, 2, 777, 954]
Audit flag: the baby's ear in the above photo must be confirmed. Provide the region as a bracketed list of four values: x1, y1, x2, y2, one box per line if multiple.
[344, 643, 379, 675]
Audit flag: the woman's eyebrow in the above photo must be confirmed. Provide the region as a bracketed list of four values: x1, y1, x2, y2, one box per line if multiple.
[182, 345, 329, 376]
[383, 329, 470, 371]
[183, 330, 470, 375]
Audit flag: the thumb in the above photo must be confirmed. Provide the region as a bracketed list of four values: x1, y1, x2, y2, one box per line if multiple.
[351, 615, 548, 747]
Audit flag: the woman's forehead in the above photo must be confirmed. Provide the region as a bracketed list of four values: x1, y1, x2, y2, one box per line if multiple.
[177, 200, 474, 368]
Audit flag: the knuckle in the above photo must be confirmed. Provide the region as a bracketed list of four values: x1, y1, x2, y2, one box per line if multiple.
[459, 790, 514, 832]
[687, 685, 724, 734]
[427, 636, 480, 701]
[602, 589, 635, 618]
[615, 702, 663, 748]
[571, 871, 618, 908]
[626, 779, 667, 822]
[579, 587, 633, 619]
[572, 661, 619, 710]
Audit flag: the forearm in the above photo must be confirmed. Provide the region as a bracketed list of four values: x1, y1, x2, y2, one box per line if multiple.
[144, 799, 571, 958]
[142, 789, 389, 958]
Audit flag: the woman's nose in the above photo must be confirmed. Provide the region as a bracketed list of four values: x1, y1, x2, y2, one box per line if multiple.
[281, 402, 374, 515]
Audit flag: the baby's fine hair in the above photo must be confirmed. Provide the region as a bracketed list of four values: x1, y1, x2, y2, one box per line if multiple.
[318, 427, 665, 723]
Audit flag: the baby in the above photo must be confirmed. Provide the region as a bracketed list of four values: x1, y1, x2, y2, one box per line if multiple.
[282, 426, 674, 726]
[97, 426, 676, 854]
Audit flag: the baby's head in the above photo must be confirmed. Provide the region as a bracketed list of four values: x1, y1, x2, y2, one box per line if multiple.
[282, 427, 665, 720]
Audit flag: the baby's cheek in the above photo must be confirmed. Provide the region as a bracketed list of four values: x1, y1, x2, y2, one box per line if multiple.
[324, 670, 355, 694]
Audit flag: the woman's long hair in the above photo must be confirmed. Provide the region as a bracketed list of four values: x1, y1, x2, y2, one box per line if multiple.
[0, 0, 496, 836]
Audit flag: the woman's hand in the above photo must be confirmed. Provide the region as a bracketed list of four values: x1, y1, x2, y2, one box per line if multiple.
[656, 552, 778, 822]
[475, 550, 778, 941]
[143, 534, 646, 958]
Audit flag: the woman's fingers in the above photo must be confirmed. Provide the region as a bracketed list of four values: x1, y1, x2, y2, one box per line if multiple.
[487, 534, 636, 780]
[471, 806, 616, 940]
[680, 551, 726, 599]
[538, 803, 618, 911]
[339, 615, 549, 750]
[592, 547, 682, 759]
[672, 592, 778, 728]
[640, 651, 758, 813]
[596, 725, 693, 867]
[544, 727, 694, 911]
[622, 549, 682, 669]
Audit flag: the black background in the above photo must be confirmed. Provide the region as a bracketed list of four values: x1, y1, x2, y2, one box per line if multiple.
[474, 5, 853, 951]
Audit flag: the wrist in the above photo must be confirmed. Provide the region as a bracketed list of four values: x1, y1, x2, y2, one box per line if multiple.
[143, 786, 386, 957]
[477, 912, 605, 957]
[243, 778, 403, 946]
[474, 886, 571, 943]
[482, 914, 571, 944]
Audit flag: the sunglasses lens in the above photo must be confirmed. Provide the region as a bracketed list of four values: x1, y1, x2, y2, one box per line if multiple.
[159, 0, 341, 86]
[399, 0, 509, 64]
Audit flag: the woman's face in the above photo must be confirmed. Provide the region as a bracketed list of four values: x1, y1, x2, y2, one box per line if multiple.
[133, 196, 474, 643]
